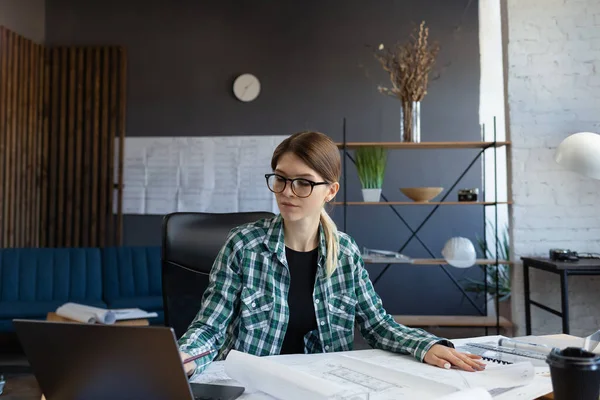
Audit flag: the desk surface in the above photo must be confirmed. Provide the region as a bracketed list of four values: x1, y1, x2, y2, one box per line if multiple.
[521, 257, 600, 270]
[2, 334, 582, 400]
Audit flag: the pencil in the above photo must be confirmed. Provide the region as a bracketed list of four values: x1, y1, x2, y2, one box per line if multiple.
[183, 349, 215, 364]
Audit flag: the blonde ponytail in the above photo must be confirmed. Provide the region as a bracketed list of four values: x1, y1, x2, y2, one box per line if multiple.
[320, 208, 339, 277]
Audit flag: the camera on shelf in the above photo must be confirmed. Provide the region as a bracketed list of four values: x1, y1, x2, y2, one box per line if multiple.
[458, 188, 479, 202]
[549, 248, 579, 262]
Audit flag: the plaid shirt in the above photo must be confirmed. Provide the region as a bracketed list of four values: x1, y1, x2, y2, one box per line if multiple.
[178, 214, 451, 376]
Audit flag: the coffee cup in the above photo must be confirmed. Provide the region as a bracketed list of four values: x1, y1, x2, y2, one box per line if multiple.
[546, 346, 600, 400]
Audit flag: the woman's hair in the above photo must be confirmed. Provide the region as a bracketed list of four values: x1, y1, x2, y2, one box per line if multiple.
[271, 131, 341, 277]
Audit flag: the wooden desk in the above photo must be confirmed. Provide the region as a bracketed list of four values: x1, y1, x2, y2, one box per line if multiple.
[46, 312, 149, 326]
[1, 373, 40, 400]
[4, 334, 580, 399]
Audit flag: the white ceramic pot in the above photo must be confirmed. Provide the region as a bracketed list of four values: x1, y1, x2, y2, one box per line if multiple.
[361, 188, 382, 202]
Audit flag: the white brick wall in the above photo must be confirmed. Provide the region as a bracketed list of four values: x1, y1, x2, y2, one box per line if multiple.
[507, 0, 600, 337]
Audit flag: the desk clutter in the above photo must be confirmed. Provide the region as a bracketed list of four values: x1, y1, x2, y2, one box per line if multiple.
[192, 335, 562, 399]
[54, 302, 157, 324]
[5, 322, 600, 400]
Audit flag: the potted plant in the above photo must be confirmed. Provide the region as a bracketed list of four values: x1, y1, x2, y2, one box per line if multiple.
[374, 21, 440, 142]
[463, 225, 511, 319]
[355, 147, 387, 202]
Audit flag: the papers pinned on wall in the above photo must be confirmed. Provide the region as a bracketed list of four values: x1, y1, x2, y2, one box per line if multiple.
[114, 135, 288, 215]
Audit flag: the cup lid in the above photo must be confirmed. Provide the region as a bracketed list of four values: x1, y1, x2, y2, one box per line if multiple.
[546, 347, 600, 370]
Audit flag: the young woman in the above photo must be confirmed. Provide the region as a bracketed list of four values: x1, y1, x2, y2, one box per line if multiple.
[178, 131, 485, 377]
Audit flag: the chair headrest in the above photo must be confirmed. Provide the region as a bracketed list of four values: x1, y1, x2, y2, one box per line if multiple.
[161, 212, 274, 274]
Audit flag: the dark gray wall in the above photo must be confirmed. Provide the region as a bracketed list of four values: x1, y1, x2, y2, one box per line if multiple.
[0, 0, 46, 43]
[46, 0, 487, 315]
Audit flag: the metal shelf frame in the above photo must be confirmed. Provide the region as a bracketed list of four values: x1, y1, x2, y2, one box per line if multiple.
[338, 117, 510, 335]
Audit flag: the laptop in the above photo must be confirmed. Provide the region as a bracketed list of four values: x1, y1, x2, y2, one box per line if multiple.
[13, 319, 245, 400]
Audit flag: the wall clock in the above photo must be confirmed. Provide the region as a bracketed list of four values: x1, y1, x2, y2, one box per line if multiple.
[233, 73, 261, 102]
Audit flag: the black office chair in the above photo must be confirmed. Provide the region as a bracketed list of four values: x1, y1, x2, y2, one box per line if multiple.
[161, 211, 275, 339]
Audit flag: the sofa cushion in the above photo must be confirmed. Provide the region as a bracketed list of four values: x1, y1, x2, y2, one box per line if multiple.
[0, 300, 108, 319]
[0, 248, 104, 303]
[105, 296, 163, 312]
[0, 319, 15, 332]
[102, 247, 162, 304]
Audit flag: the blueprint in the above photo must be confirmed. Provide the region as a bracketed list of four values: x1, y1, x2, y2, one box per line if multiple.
[190, 343, 552, 400]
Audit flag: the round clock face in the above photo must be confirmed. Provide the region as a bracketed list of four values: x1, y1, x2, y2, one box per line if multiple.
[233, 73, 261, 102]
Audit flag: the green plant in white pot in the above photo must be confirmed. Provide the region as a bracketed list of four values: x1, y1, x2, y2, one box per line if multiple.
[355, 147, 387, 202]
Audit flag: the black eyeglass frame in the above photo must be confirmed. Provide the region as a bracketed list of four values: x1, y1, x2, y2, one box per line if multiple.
[264, 173, 329, 198]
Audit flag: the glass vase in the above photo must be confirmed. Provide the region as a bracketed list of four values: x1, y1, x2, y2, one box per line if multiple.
[400, 100, 421, 143]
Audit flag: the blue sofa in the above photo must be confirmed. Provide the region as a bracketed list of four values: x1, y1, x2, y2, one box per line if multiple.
[101, 246, 163, 317]
[0, 246, 163, 332]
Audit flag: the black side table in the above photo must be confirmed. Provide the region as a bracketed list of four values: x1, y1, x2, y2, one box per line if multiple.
[521, 257, 600, 335]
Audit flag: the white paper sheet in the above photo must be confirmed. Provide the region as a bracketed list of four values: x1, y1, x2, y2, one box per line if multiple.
[436, 387, 492, 400]
[55, 303, 157, 324]
[111, 308, 158, 321]
[224, 350, 350, 400]
[56, 302, 116, 324]
[451, 336, 554, 399]
[114, 135, 287, 215]
[189, 341, 552, 400]
[291, 354, 458, 399]
[346, 353, 534, 391]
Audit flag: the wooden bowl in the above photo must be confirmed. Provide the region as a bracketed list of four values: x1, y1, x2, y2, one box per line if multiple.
[400, 187, 444, 202]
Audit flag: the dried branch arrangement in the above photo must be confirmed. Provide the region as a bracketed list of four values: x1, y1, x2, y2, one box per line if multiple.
[375, 21, 440, 103]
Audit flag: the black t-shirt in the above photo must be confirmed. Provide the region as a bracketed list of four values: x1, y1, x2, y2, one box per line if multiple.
[279, 246, 319, 355]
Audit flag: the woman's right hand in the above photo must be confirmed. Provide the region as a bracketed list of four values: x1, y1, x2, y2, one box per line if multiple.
[180, 351, 195, 376]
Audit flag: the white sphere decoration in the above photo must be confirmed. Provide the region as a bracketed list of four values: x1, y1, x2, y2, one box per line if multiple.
[442, 237, 477, 268]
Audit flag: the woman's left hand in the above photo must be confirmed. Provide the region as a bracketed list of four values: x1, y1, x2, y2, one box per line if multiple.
[423, 344, 487, 372]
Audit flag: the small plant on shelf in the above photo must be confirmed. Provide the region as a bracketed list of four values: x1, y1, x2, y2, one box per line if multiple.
[354, 147, 387, 202]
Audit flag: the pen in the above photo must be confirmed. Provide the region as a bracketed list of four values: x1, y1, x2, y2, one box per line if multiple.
[498, 338, 552, 354]
[183, 349, 215, 364]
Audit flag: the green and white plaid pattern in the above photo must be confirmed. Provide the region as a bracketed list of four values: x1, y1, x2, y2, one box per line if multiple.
[178, 214, 451, 376]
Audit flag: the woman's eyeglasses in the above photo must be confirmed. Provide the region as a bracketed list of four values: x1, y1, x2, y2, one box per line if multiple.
[265, 173, 328, 198]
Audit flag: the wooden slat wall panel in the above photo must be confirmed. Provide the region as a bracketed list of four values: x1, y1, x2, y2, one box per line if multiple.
[16, 36, 25, 246]
[90, 48, 100, 246]
[107, 48, 118, 247]
[0, 26, 126, 248]
[65, 48, 76, 247]
[43, 45, 126, 248]
[47, 45, 60, 247]
[0, 28, 7, 244]
[73, 49, 84, 247]
[0, 28, 46, 248]
[57, 47, 67, 246]
[82, 47, 93, 247]
[117, 48, 127, 246]
[40, 47, 50, 247]
[9, 34, 18, 246]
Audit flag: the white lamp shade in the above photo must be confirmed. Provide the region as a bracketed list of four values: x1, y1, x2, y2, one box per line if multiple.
[442, 237, 476, 268]
[555, 132, 600, 180]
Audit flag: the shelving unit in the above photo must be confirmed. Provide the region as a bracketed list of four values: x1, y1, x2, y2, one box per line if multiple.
[337, 118, 511, 335]
[336, 141, 510, 149]
[333, 201, 512, 206]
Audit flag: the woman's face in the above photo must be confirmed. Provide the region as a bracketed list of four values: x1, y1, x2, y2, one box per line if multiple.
[272, 152, 338, 222]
